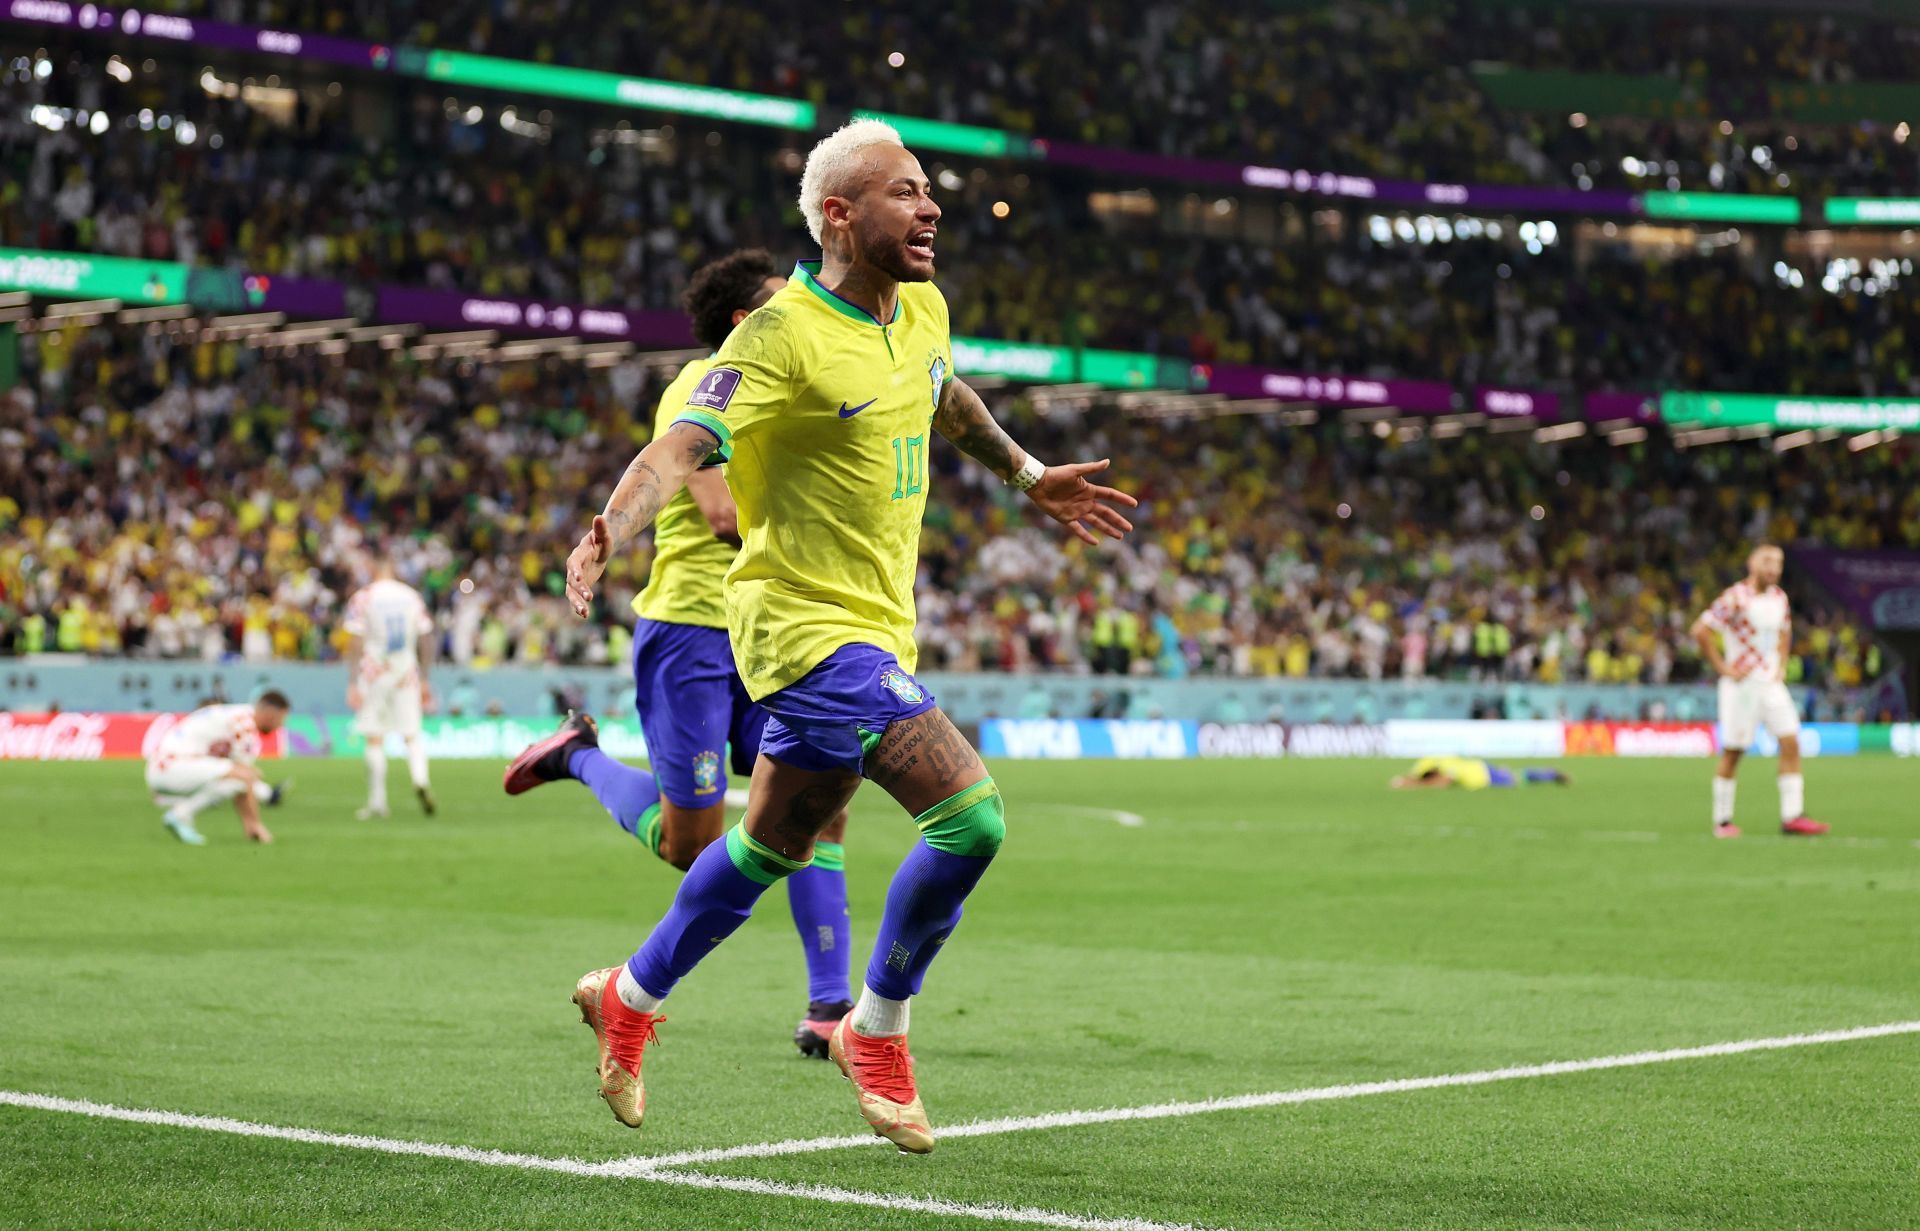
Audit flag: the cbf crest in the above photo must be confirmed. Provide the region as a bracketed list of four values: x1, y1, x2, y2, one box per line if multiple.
[927, 354, 947, 411]
[880, 668, 926, 705]
[692, 749, 721, 794]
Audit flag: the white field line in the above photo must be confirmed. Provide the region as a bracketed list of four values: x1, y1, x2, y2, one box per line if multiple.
[0, 1089, 1210, 1231]
[635, 1019, 1920, 1168]
[1047, 804, 1147, 828]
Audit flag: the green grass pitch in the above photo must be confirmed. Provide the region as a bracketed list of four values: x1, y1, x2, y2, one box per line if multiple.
[3, 754, 1917, 1229]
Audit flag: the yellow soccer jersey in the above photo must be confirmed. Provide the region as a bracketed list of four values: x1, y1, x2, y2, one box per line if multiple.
[1410, 755, 1494, 790]
[673, 261, 954, 700]
[632, 357, 735, 629]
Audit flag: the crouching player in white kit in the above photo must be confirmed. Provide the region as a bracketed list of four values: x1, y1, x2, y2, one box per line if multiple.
[344, 560, 437, 819]
[1692, 543, 1828, 839]
[146, 691, 291, 845]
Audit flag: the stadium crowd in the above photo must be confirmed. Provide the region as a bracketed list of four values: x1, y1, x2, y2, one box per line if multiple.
[0, 325, 1905, 699]
[6, 63, 1920, 399]
[147, 0, 1920, 196]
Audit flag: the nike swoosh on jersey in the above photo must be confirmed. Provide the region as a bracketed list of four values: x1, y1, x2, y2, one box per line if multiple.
[837, 398, 879, 419]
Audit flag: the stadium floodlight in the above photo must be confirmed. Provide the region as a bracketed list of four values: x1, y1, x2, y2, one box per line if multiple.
[1672, 426, 1737, 448]
[117, 304, 195, 323]
[1533, 422, 1589, 444]
[1847, 429, 1896, 451]
[419, 329, 498, 346]
[1772, 429, 1817, 452]
[346, 323, 419, 343]
[0, 291, 30, 308]
[208, 311, 285, 330]
[491, 337, 580, 362]
[1608, 426, 1650, 446]
[45, 297, 122, 317]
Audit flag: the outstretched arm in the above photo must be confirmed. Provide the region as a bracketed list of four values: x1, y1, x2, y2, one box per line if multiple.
[564, 421, 722, 617]
[933, 376, 1138, 545]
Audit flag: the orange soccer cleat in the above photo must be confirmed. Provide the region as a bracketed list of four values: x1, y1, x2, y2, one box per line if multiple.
[571, 966, 664, 1128]
[829, 1017, 934, 1154]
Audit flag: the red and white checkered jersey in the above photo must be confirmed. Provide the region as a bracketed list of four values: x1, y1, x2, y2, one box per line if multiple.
[344, 578, 433, 686]
[1699, 581, 1791, 681]
[151, 704, 262, 766]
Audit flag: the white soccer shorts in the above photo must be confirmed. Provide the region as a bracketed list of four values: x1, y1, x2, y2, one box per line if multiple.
[1718, 676, 1801, 750]
[146, 756, 245, 803]
[355, 680, 424, 738]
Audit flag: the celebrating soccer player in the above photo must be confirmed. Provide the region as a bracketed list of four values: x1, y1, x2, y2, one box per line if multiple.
[1692, 543, 1827, 838]
[558, 119, 1137, 1150]
[504, 249, 860, 1057]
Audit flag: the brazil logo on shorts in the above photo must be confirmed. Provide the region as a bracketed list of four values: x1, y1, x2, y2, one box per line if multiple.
[692, 750, 721, 795]
[880, 668, 925, 705]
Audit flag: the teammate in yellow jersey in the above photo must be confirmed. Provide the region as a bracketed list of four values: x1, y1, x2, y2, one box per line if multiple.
[1390, 756, 1570, 790]
[558, 119, 1138, 1149]
[502, 250, 857, 1056]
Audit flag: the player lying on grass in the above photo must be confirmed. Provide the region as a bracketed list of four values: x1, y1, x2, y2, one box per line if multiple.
[1693, 543, 1827, 839]
[558, 119, 1136, 1151]
[145, 690, 291, 845]
[505, 249, 857, 1058]
[1390, 755, 1569, 790]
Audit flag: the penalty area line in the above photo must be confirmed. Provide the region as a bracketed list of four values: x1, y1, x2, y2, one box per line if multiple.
[636, 1018, 1920, 1168]
[0, 1090, 1212, 1231]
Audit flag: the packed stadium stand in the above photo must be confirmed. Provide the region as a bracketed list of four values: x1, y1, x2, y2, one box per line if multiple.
[0, 0, 1913, 714]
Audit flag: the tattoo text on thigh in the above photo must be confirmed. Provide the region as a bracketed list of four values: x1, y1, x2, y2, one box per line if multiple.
[868, 711, 979, 792]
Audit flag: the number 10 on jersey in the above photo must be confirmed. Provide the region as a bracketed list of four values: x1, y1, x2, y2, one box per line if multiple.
[891, 434, 926, 500]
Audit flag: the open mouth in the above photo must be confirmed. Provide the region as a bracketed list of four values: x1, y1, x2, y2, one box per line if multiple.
[906, 227, 937, 259]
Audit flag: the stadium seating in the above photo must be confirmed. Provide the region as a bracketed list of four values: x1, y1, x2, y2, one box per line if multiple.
[0, 325, 1903, 703]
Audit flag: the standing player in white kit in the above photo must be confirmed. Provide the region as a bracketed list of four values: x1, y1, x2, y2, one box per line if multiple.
[343, 559, 438, 819]
[1692, 543, 1828, 838]
[145, 691, 290, 845]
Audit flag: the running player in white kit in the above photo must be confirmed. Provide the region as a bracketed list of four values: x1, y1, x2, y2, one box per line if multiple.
[145, 691, 290, 845]
[343, 561, 437, 819]
[1692, 543, 1828, 838]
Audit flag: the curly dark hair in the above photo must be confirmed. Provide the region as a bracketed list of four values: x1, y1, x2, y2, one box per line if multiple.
[682, 249, 782, 350]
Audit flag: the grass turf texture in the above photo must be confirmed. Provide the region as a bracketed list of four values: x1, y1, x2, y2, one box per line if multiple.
[2, 755, 1917, 1230]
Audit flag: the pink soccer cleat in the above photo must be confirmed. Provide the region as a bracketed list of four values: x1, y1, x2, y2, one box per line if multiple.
[1781, 816, 1830, 836]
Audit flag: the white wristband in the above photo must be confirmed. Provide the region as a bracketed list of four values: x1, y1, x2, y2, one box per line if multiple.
[1009, 455, 1046, 491]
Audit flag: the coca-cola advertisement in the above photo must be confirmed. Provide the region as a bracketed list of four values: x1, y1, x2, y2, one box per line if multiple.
[0, 713, 286, 761]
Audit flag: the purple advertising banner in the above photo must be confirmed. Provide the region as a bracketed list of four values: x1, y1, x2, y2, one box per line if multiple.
[1583, 391, 1659, 422]
[1474, 386, 1562, 419]
[244, 272, 348, 317]
[1199, 363, 1456, 412]
[375, 286, 693, 346]
[1792, 549, 1920, 630]
[1039, 137, 1638, 214]
[1239, 163, 1638, 215]
[2, 1, 390, 68]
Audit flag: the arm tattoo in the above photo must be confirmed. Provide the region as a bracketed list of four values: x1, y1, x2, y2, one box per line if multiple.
[599, 423, 717, 551]
[933, 376, 1021, 482]
[603, 459, 666, 545]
